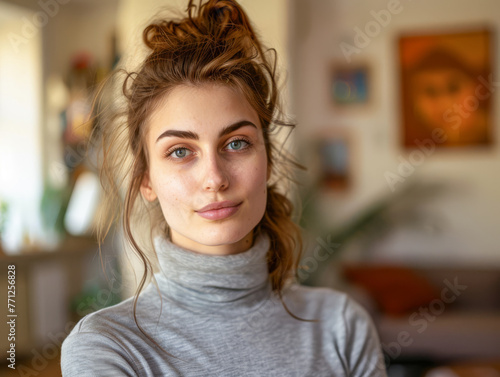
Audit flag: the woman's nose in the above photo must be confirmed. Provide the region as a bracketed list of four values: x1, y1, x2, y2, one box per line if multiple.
[201, 154, 229, 192]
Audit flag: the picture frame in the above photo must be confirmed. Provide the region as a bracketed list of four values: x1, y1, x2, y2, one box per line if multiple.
[331, 63, 370, 107]
[399, 28, 493, 149]
[314, 129, 353, 192]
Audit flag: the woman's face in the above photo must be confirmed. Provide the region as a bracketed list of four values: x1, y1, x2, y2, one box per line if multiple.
[141, 84, 269, 255]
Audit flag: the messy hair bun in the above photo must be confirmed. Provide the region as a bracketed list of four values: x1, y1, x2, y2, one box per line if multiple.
[94, 0, 307, 346]
[144, 0, 258, 49]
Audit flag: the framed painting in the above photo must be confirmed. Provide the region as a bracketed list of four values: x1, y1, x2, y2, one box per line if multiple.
[315, 131, 352, 191]
[399, 28, 493, 149]
[331, 64, 369, 106]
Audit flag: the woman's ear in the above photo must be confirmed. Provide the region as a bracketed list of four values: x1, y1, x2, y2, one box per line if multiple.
[140, 172, 158, 202]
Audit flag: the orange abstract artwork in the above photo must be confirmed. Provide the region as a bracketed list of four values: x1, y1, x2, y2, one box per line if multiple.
[399, 29, 493, 149]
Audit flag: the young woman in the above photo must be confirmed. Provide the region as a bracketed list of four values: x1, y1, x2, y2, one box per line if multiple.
[61, 0, 387, 375]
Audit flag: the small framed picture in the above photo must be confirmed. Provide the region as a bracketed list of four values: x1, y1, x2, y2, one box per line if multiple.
[315, 130, 352, 191]
[331, 64, 370, 106]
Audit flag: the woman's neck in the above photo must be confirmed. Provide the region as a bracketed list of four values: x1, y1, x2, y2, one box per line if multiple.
[154, 229, 272, 315]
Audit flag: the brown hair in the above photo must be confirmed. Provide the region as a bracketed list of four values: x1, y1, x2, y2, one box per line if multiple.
[92, 0, 311, 354]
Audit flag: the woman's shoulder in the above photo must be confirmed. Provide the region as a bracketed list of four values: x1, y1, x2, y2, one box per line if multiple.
[283, 283, 379, 334]
[283, 283, 352, 312]
[72, 296, 136, 333]
[62, 294, 139, 359]
[61, 286, 162, 376]
[284, 284, 386, 375]
[66, 282, 162, 338]
[61, 297, 136, 376]
[293, 284, 374, 316]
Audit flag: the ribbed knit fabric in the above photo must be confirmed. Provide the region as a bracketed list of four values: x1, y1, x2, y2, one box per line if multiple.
[61, 231, 387, 376]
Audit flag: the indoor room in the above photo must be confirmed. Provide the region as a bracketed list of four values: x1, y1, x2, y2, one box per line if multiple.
[0, 0, 499, 376]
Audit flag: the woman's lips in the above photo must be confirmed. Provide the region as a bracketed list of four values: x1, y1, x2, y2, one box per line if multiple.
[196, 202, 242, 220]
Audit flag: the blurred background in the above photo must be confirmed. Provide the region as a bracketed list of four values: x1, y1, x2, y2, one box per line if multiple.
[0, 0, 499, 376]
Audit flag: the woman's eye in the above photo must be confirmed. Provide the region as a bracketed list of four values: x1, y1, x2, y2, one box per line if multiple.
[227, 139, 249, 150]
[168, 148, 192, 159]
[166, 139, 250, 160]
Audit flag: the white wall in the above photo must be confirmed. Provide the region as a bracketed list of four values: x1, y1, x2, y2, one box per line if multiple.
[43, 0, 119, 78]
[291, 0, 500, 266]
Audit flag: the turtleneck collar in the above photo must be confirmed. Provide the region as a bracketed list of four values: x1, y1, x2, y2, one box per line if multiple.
[153, 230, 272, 315]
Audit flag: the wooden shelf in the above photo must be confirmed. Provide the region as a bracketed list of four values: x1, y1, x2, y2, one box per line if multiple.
[0, 236, 98, 261]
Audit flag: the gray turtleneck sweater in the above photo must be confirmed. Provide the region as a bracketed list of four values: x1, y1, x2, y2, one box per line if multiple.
[61, 231, 387, 376]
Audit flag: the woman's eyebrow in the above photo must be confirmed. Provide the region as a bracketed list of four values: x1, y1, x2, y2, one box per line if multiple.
[155, 120, 257, 143]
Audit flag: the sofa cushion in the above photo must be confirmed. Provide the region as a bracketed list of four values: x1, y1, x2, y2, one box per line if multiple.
[342, 264, 441, 316]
